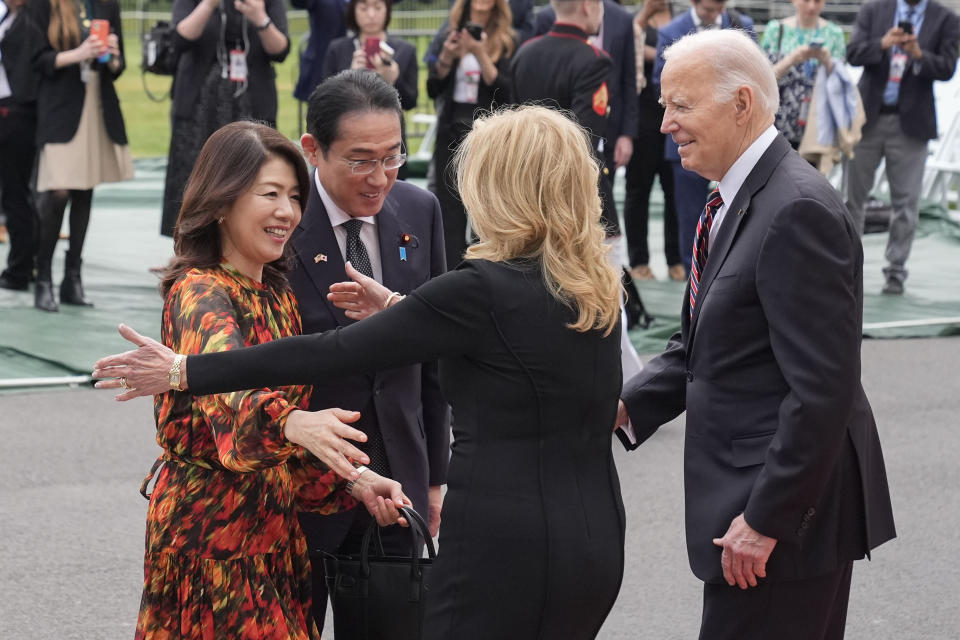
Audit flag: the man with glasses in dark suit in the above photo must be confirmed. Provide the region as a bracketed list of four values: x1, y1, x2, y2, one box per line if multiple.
[293, 69, 450, 631]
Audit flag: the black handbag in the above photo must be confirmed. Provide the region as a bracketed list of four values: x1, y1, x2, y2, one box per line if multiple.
[323, 507, 435, 640]
[141, 20, 178, 76]
[139, 13, 178, 102]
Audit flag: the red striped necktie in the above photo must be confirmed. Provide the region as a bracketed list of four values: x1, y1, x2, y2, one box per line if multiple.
[689, 188, 724, 319]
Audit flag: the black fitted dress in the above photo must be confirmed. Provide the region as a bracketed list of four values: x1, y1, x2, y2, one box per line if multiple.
[187, 259, 627, 639]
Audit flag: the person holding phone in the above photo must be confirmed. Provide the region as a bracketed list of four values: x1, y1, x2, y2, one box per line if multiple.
[31, 0, 133, 312]
[320, 0, 417, 177]
[159, 0, 291, 239]
[760, 0, 845, 148]
[845, 0, 959, 295]
[425, 0, 515, 265]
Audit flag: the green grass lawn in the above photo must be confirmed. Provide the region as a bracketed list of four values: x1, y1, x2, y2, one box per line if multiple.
[116, 34, 307, 158]
[116, 19, 440, 159]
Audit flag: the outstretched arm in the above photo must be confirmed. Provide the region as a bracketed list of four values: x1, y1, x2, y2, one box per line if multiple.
[95, 263, 490, 397]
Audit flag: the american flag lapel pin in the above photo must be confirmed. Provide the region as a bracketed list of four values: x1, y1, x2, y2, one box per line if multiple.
[314, 253, 327, 263]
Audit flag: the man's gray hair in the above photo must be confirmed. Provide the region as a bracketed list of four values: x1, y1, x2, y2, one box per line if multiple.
[663, 29, 779, 118]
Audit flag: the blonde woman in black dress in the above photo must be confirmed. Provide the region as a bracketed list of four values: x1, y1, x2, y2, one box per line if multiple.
[96, 105, 627, 639]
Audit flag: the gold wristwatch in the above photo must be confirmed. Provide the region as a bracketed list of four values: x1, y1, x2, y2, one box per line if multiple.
[169, 354, 185, 391]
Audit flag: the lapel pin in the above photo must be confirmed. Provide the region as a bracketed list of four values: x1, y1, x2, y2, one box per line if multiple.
[399, 247, 408, 261]
[314, 253, 327, 263]
[737, 209, 744, 216]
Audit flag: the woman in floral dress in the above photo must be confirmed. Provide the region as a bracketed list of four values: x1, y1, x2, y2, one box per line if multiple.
[135, 121, 407, 639]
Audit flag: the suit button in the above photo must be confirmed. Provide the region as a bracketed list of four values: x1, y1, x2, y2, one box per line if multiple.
[686, 371, 694, 382]
[800, 521, 810, 529]
[806, 507, 816, 517]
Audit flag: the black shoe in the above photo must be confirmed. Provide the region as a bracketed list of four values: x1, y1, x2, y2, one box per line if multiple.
[60, 271, 94, 306]
[881, 278, 904, 295]
[35, 280, 59, 312]
[0, 273, 29, 291]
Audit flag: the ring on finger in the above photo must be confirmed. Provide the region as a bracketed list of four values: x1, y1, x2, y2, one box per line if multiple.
[120, 377, 128, 390]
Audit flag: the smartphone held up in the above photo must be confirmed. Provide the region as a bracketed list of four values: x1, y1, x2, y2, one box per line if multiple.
[90, 18, 111, 63]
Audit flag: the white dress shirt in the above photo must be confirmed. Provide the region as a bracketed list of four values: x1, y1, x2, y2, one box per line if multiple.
[314, 170, 384, 284]
[711, 125, 779, 245]
[690, 7, 722, 30]
[618, 125, 779, 444]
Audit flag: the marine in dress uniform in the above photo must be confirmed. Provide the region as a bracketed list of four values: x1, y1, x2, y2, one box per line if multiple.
[511, 17, 619, 236]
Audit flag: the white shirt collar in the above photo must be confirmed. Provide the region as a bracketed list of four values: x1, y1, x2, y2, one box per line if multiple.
[717, 125, 779, 213]
[690, 7, 722, 29]
[710, 126, 779, 243]
[313, 170, 377, 229]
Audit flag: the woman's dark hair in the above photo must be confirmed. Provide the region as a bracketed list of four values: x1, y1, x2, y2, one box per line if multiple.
[305, 69, 403, 153]
[345, 0, 393, 35]
[160, 121, 311, 299]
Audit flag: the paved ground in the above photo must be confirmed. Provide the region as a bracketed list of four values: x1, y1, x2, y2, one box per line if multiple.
[1, 336, 957, 639]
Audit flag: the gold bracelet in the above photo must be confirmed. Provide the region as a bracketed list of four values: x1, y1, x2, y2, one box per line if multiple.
[168, 353, 185, 391]
[382, 292, 405, 310]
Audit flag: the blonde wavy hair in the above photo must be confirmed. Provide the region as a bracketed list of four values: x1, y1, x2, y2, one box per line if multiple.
[448, 0, 516, 62]
[454, 105, 621, 336]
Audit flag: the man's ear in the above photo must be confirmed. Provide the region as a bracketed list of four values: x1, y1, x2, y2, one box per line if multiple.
[301, 134, 321, 166]
[734, 86, 754, 123]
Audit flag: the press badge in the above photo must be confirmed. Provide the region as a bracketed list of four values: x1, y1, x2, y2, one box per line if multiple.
[229, 50, 248, 82]
[888, 51, 908, 84]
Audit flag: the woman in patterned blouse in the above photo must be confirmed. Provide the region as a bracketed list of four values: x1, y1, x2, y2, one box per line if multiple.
[136, 121, 408, 640]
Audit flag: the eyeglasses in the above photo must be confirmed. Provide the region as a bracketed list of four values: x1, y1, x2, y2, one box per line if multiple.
[341, 153, 407, 175]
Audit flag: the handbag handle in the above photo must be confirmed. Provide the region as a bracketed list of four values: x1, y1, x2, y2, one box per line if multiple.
[360, 506, 436, 579]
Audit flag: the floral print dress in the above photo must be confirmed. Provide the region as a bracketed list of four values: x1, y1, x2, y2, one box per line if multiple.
[135, 264, 354, 640]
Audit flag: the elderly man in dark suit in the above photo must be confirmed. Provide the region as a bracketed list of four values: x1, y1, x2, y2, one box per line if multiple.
[294, 69, 450, 630]
[653, 0, 754, 275]
[845, 0, 959, 295]
[616, 30, 896, 640]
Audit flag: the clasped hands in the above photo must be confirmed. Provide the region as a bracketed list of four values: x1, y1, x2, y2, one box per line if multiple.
[882, 25, 923, 59]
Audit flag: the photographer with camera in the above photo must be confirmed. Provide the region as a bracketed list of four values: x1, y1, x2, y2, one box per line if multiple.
[846, 0, 958, 296]
[424, 0, 515, 265]
[159, 0, 291, 239]
[32, 0, 133, 312]
[760, 0, 846, 150]
[320, 0, 417, 178]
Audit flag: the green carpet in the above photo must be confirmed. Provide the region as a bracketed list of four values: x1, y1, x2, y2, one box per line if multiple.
[1, 161, 958, 386]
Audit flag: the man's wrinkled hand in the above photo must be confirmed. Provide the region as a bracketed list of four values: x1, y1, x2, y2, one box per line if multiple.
[712, 514, 777, 589]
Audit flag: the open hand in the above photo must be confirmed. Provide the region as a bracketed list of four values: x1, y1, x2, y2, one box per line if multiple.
[93, 324, 176, 400]
[712, 514, 777, 589]
[327, 261, 395, 320]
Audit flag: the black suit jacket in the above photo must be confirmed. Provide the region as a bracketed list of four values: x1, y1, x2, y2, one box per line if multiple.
[619, 135, 896, 583]
[511, 23, 619, 235]
[0, 6, 41, 109]
[532, 0, 638, 141]
[31, 0, 127, 145]
[846, 0, 959, 141]
[287, 176, 450, 547]
[321, 35, 419, 110]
